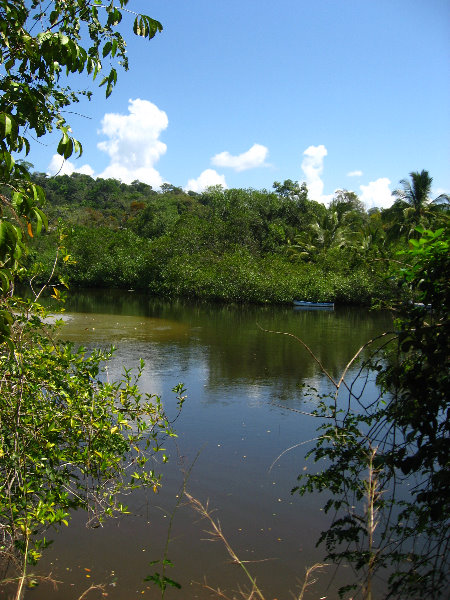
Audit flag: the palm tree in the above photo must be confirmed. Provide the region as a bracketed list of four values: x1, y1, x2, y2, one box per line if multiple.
[391, 170, 449, 236]
[393, 170, 433, 217]
[288, 209, 356, 261]
[352, 215, 387, 258]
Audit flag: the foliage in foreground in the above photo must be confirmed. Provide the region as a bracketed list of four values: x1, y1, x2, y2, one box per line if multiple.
[0, 296, 186, 594]
[294, 227, 449, 599]
[0, 1, 187, 597]
[1, 0, 162, 340]
[185, 492, 327, 600]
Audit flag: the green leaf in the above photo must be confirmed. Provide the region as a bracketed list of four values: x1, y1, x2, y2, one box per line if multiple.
[57, 131, 74, 159]
[0, 112, 17, 139]
[49, 10, 59, 25]
[33, 208, 47, 235]
[0, 269, 10, 293]
[2, 150, 15, 172]
[133, 16, 141, 36]
[102, 41, 112, 58]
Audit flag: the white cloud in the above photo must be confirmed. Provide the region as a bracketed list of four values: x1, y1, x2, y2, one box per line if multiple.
[46, 98, 167, 187]
[186, 169, 227, 193]
[47, 154, 94, 177]
[76, 164, 95, 177]
[347, 170, 363, 177]
[211, 143, 269, 172]
[359, 178, 394, 209]
[98, 164, 163, 186]
[301, 144, 333, 204]
[96, 98, 168, 187]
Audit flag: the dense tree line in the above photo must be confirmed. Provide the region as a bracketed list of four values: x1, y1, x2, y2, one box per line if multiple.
[27, 170, 448, 305]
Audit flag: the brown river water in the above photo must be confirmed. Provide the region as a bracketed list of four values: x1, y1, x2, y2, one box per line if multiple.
[25, 290, 393, 600]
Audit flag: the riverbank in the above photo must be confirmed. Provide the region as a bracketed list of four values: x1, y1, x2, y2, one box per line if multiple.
[30, 231, 393, 306]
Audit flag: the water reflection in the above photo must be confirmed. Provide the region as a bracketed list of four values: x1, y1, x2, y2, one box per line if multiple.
[55, 312, 190, 344]
[30, 291, 393, 599]
[48, 290, 393, 396]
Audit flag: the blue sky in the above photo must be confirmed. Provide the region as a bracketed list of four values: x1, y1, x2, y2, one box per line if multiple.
[35, 0, 450, 209]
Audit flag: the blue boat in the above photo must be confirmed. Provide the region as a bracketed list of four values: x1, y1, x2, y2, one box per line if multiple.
[293, 300, 334, 309]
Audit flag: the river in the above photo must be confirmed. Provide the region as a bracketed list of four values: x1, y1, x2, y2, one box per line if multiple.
[28, 291, 393, 600]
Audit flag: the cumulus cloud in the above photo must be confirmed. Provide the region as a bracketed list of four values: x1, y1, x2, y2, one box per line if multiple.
[97, 98, 169, 187]
[47, 154, 94, 177]
[301, 144, 333, 204]
[46, 99, 168, 187]
[186, 169, 227, 193]
[297, 145, 394, 209]
[95, 98, 168, 187]
[359, 178, 394, 209]
[211, 143, 269, 172]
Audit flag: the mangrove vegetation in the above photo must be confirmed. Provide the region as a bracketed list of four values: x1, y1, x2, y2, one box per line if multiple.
[26, 171, 449, 305]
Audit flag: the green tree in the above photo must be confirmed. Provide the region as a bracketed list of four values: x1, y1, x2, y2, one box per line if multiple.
[273, 179, 308, 201]
[0, 308, 185, 593]
[329, 189, 367, 228]
[294, 225, 450, 599]
[347, 211, 388, 261]
[289, 207, 355, 261]
[0, 2, 187, 596]
[390, 170, 449, 236]
[0, 0, 162, 332]
[393, 170, 432, 219]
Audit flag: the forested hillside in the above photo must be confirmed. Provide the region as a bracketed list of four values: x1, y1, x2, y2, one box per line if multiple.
[27, 171, 448, 304]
